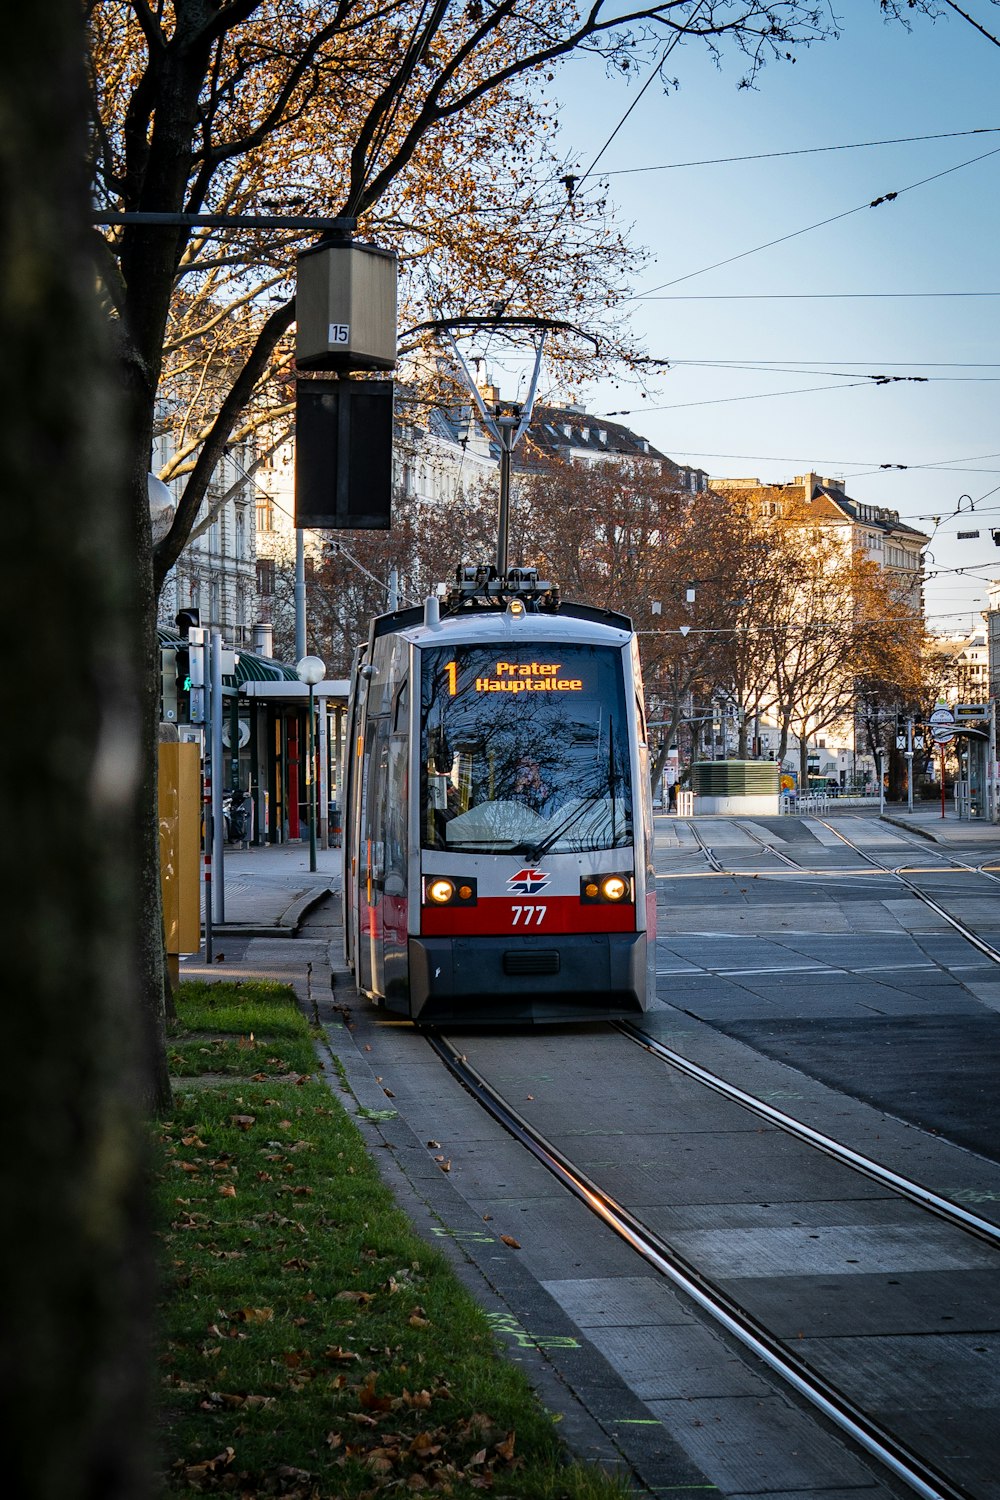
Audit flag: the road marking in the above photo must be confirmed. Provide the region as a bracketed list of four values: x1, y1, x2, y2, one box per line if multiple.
[658, 961, 940, 977]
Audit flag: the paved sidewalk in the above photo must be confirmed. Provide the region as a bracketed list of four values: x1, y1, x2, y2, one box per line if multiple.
[177, 837, 344, 994]
[878, 803, 1000, 845]
[203, 838, 343, 937]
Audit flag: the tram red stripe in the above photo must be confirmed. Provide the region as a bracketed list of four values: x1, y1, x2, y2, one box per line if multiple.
[420, 894, 636, 936]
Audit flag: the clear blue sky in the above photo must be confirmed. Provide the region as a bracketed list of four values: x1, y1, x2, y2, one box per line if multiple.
[507, 4, 1000, 634]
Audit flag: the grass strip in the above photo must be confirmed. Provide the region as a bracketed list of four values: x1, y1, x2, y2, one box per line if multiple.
[156, 980, 631, 1499]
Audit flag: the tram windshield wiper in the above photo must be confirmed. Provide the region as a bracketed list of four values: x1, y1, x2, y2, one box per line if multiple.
[512, 787, 611, 863]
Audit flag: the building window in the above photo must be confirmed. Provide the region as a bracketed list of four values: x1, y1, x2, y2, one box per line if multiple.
[257, 559, 275, 596]
[256, 493, 274, 532]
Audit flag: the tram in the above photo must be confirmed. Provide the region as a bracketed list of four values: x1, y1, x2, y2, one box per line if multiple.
[342, 565, 655, 1024]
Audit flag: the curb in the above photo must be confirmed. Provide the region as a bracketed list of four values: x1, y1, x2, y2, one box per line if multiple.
[211, 884, 335, 939]
[880, 813, 939, 842]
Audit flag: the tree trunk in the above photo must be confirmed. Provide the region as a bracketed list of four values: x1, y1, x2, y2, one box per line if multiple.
[0, 5, 155, 1497]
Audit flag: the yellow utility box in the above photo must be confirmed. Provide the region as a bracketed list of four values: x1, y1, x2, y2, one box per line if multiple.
[159, 741, 201, 981]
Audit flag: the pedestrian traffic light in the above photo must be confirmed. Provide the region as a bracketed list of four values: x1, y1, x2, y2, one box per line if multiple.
[185, 626, 206, 723]
[160, 647, 178, 723]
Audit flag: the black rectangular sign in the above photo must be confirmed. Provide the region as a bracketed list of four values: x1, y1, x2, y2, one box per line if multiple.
[295, 378, 393, 529]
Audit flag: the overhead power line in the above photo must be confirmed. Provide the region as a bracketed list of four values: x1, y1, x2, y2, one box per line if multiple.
[639, 290, 1000, 300]
[599, 126, 1000, 176]
[636, 143, 1000, 295]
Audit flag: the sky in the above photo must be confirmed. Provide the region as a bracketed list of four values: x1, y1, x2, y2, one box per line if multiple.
[489, 3, 1000, 636]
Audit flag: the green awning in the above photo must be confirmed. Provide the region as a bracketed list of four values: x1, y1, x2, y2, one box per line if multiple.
[157, 630, 300, 684]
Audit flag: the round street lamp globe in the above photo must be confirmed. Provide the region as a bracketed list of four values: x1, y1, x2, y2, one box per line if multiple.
[296, 655, 326, 686]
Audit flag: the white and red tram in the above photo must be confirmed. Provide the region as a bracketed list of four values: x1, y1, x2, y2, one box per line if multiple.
[342, 568, 655, 1024]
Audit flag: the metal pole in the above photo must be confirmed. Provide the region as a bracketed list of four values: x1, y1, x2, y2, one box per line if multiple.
[295, 529, 306, 660]
[201, 632, 213, 962]
[940, 746, 947, 820]
[989, 699, 997, 822]
[307, 683, 317, 872]
[211, 629, 226, 923]
[496, 418, 516, 577]
[906, 716, 914, 814]
[318, 695, 329, 848]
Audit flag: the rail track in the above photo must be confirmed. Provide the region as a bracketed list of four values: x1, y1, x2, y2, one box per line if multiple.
[422, 816, 1000, 1498]
[430, 1021, 995, 1500]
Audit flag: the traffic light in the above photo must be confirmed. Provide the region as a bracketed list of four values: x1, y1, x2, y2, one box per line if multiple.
[186, 626, 206, 723]
[175, 607, 200, 635]
[160, 647, 179, 723]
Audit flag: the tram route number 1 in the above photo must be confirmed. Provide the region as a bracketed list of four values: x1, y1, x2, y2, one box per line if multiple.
[511, 905, 547, 926]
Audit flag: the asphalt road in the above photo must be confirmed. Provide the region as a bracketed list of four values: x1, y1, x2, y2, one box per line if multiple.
[655, 812, 1000, 1163]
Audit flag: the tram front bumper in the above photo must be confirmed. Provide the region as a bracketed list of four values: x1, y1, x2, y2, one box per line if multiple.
[407, 931, 647, 1025]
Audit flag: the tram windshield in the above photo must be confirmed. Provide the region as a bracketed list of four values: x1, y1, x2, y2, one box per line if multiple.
[420, 643, 633, 854]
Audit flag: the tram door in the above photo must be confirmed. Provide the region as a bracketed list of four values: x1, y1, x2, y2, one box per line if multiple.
[357, 717, 389, 997]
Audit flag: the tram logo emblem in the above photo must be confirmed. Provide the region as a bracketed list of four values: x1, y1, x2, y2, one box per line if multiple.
[507, 868, 549, 894]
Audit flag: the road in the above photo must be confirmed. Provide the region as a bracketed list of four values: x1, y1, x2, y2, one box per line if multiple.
[314, 809, 1000, 1499]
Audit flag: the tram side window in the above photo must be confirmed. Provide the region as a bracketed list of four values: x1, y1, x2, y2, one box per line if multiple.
[360, 718, 389, 893]
[383, 731, 408, 892]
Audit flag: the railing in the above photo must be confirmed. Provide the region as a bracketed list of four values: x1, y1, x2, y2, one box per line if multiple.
[781, 791, 880, 814]
[675, 789, 694, 816]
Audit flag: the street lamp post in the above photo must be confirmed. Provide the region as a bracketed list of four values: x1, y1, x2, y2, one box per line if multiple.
[296, 655, 326, 872]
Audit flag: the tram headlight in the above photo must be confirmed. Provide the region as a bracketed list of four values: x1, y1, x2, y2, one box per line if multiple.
[580, 873, 633, 904]
[423, 876, 478, 906]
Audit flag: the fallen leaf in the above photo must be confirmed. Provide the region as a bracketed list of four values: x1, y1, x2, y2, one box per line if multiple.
[233, 1306, 273, 1323]
[359, 1373, 394, 1412]
[499, 1235, 521, 1249]
[218, 1184, 237, 1198]
[495, 1431, 516, 1462]
[230, 1114, 255, 1130]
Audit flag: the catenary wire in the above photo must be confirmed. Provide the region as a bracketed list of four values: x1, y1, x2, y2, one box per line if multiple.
[637, 143, 1000, 295]
[598, 125, 1000, 175]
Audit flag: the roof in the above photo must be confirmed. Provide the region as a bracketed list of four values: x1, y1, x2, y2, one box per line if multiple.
[810, 483, 930, 544]
[524, 404, 672, 465]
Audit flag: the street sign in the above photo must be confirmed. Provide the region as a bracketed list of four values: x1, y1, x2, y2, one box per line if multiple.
[929, 704, 955, 745]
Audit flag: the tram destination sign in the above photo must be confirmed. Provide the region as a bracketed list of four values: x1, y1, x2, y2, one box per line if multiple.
[446, 659, 584, 695]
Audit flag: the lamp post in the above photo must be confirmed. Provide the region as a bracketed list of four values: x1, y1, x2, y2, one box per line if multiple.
[296, 655, 326, 872]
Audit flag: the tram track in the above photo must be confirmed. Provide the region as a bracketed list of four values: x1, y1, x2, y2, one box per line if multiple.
[428, 1025, 987, 1500]
[613, 1020, 1000, 1248]
[815, 817, 1000, 970]
[424, 817, 1000, 1496]
[682, 815, 1000, 970]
